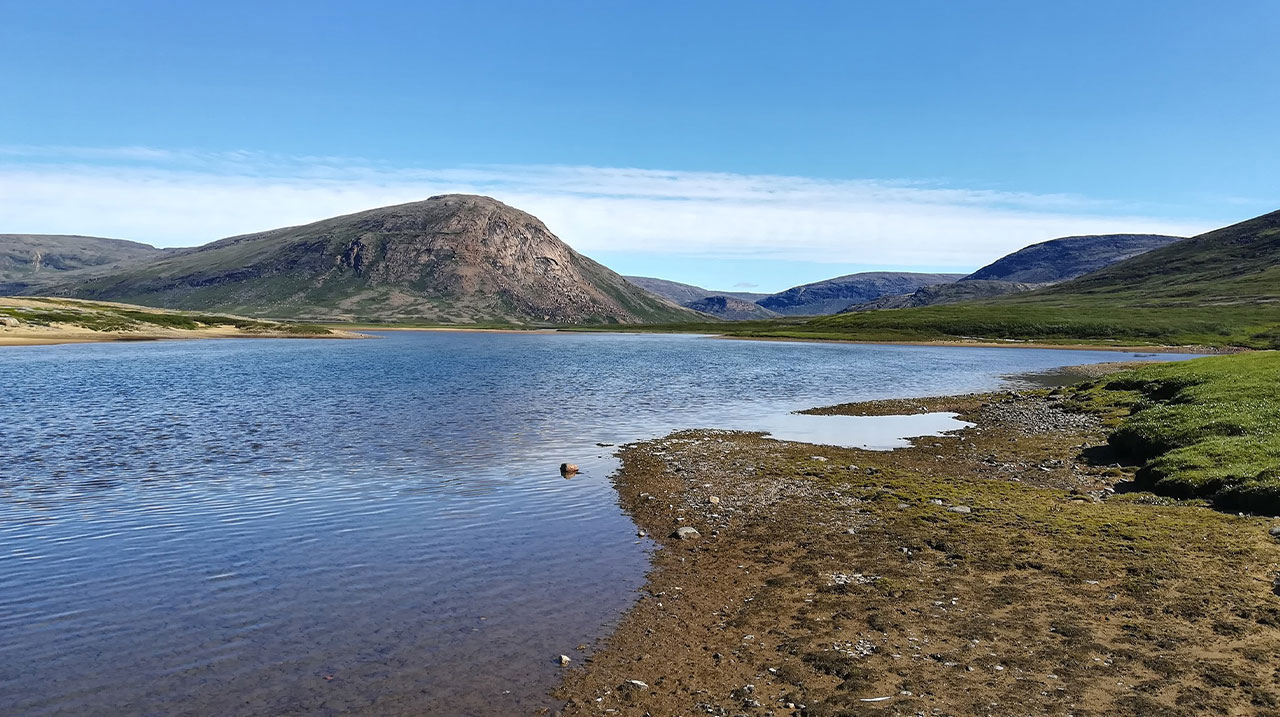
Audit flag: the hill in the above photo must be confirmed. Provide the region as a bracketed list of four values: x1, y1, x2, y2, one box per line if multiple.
[0, 234, 166, 293]
[683, 296, 780, 320]
[776, 209, 1280, 348]
[756, 272, 965, 315]
[847, 279, 1036, 311]
[623, 276, 769, 304]
[40, 195, 705, 325]
[964, 233, 1183, 283]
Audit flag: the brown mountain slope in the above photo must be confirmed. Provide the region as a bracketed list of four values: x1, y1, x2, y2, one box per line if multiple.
[45, 195, 706, 324]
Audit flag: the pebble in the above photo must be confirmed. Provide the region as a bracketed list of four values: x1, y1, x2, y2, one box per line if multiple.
[673, 526, 702, 540]
[557, 654, 572, 666]
[949, 505, 972, 514]
[618, 679, 648, 690]
[1269, 525, 1280, 537]
[708, 496, 720, 505]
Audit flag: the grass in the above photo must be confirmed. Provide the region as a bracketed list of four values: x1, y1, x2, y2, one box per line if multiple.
[0, 298, 333, 336]
[1064, 352, 1280, 512]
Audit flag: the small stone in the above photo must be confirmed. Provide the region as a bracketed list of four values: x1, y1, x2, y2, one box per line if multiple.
[637, 530, 647, 538]
[949, 505, 972, 514]
[560, 463, 579, 475]
[897, 502, 910, 509]
[708, 496, 720, 505]
[673, 526, 701, 540]
[618, 679, 648, 690]
[557, 654, 572, 666]
[1269, 525, 1280, 537]
[929, 499, 944, 505]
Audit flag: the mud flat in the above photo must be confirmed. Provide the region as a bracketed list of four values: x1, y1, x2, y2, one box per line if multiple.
[554, 388, 1280, 716]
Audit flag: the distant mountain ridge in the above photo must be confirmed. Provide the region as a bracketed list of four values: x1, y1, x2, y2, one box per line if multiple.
[683, 295, 780, 320]
[623, 276, 769, 304]
[847, 280, 1037, 311]
[0, 234, 167, 294]
[757, 272, 965, 315]
[846, 233, 1185, 311]
[28, 195, 704, 325]
[965, 234, 1184, 284]
[1040, 212, 1279, 303]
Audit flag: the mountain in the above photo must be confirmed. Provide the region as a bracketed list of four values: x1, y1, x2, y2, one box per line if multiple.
[964, 234, 1183, 284]
[683, 296, 780, 320]
[796, 209, 1280, 348]
[623, 276, 769, 304]
[843, 234, 1184, 312]
[846, 280, 1037, 311]
[0, 234, 166, 293]
[756, 272, 965, 315]
[39, 195, 706, 325]
[1042, 211, 1279, 302]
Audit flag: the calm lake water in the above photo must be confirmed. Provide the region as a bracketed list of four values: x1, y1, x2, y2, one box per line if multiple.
[0, 332, 1194, 715]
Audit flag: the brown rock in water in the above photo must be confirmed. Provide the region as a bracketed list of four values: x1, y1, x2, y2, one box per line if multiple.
[560, 463, 579, 476]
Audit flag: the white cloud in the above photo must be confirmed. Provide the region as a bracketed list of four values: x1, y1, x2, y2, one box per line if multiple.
[0, 145, 1211, 268]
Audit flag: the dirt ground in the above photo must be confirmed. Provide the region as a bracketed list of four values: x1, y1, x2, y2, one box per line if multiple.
[553, 389, 1280, 716]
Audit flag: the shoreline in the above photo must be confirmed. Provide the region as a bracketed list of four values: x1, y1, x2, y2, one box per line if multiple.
[366, 324, 1230, 354]
[706, 333, 1231, 354]
[0, 328, 366, 347]
[553, 382, 1280, 715]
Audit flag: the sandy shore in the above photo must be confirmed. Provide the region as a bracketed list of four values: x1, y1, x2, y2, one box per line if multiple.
[0, 326, 365, 347]
[553, 387, 1280, 715]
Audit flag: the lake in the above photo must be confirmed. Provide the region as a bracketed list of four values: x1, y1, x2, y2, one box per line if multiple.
[0, 332, 1194, 715]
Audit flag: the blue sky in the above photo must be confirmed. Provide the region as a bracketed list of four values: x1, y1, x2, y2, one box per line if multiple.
[1, 1, 1276, 291]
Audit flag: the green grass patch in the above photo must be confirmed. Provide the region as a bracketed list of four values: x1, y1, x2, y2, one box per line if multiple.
[1065, 352, 1280, 512]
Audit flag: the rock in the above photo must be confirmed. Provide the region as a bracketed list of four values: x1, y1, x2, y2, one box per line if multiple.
[618, 679, 649, 691]
[708, 496, 721, 505]
[557, 654, 572, 666]
[0, 317, 19, 327]
[949, 506, 972, 514]
[929, 499, 944, 506]
[897, 503, 910, 509]
[637, 530, 647, 538]
[1269, 525, 1280, 537]
[560, 463, 579, 475]
[673, 526, 702, 540]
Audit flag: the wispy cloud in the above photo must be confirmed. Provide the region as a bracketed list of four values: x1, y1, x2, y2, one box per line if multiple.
[0, 145, 1211, 269]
